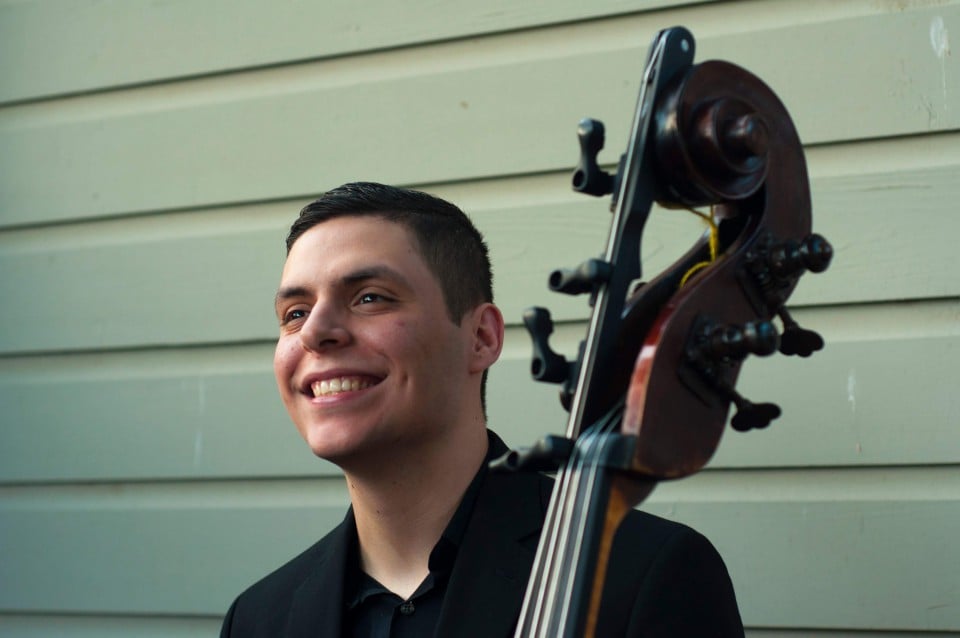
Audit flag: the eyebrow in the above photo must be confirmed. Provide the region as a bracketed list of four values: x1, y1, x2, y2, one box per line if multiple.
[273, 265, 411, 312]
[274, 285, 311, 311]
[341, 265, 409, 288]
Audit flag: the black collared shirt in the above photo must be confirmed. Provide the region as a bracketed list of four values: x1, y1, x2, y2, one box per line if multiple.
[344, 450, 490, 638]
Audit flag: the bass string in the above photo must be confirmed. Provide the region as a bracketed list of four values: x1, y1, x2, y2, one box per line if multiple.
[514, 433, 579, 636]
[552, 413, 622, 637]
[523, 401, 624, 637]
[543, 429, 601, 636]
[522, 428, 593, 636]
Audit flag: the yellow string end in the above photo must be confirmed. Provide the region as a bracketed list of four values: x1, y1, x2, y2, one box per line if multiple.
[678, 205, 719, 288]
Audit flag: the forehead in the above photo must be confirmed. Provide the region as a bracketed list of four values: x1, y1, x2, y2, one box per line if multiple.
[281, 216, 430, 286]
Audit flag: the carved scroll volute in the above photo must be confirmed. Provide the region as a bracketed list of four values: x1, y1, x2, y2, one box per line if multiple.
[620, 60, 814, 479]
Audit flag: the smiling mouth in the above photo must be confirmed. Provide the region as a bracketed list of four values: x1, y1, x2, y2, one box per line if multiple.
[311, 376, 378, 397]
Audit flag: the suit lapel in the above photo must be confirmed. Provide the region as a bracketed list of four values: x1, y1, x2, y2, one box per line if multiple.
[279, 433, 551, 638]
[435, 469, 549, 638]
[285, 513, 354, 638]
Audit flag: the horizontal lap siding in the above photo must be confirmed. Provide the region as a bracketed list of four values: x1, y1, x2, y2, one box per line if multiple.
[1, 4, 957, 227]
[1, 0, 957, 635]
[2, 135, 959, 353]
[0, 0, 700, 103]
[2, 470, 957, 631]
[0, 615, 221, 638]
[0, 480, 348, 616]
[1, 301, 958, 482]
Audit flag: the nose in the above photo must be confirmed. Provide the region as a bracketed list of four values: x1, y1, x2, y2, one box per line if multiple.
[299, 301, 350, 353]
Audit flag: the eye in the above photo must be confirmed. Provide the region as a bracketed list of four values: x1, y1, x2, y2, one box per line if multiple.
[358, 292, 385, 304]
[281, 308, 308, 324]
[355, 290, 397, 308]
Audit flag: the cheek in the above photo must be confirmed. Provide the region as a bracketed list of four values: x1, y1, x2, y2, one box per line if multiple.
[368, 320, 413, 353]
[367, 320, 427, 377]
[273, 339, 300, 388]
[387, 319, 431, 360]
[407, 320, 466, 372]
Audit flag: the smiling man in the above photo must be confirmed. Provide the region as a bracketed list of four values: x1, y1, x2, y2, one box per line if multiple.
[220, 182, 743, 637]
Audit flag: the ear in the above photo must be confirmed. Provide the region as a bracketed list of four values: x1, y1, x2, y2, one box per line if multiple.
[467, 303, 504, 373]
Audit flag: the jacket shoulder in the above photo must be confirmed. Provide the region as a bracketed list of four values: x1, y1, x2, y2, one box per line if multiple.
[220, 520, 348, 637]
[601, 510, 744, 637]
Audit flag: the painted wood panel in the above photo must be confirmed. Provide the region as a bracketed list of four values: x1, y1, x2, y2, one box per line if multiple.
[0, 0, 704, 103]
[1, 468, 956, 631]
[0, 355, 320, 483]
[0, 480, 346, 616]
[1, 299, 957, 483]
[2, 135, 958, 354]
[1, 4, 956, 227]
[647, 467, 960, 632]
[0, 615, 220, 638]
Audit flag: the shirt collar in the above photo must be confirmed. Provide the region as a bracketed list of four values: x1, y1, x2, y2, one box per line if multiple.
[346, 431, 498, 609]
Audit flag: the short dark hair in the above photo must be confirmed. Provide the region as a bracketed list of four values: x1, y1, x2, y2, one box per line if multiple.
[287, 182, 493, 322]
[286, 182, 495, 413]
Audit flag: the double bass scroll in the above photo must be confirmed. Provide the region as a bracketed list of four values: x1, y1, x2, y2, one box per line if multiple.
[495, 26, 833, 637]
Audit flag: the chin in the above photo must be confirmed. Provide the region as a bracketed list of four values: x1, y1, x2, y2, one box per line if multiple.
[297, 419, 381, 465]
[301, 427, 357, 461]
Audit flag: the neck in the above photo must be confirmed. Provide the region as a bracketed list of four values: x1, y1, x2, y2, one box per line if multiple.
[344, 424, 488, 599]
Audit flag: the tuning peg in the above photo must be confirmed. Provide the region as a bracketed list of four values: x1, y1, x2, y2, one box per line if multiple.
[572, 118, 615, 197]
[777, 308, 824, 357]
[799, 234, 833, 273]
[523, 307, 570, 383]
[549, 258, 613, 296]
[684, 316, 782, 431]
[706, 373, 780, 431]
[702, 319, 779, 361]
[769, 233, 834, 277]
[489, 435, 574, 473]
[729, 393, 782, 432]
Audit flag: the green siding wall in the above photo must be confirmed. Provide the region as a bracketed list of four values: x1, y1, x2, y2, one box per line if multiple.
[1, 0, 958, 635]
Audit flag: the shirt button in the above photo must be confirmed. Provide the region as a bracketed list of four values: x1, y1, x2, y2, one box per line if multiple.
[399, 601, 415, 616]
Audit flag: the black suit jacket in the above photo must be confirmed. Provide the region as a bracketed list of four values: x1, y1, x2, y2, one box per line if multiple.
[221, 441, 743, 637]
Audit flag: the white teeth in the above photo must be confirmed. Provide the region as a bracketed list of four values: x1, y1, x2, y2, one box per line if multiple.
[311, 377, 372, 397]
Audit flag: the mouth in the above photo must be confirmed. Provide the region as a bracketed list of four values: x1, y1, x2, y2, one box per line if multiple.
[308, 375, 381, 398]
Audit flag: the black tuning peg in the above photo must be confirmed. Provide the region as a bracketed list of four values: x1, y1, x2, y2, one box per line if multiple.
[769, 233, 833, 277]
[729, 392, 781, 432]
[572, 118, 615, 197]
[549, 258, 613, 296]
[743, 231, 834, 310]
[685, 316, 782, 431]
[710, 378, 780, 431]
[489, 435, 574, 473]
[523, 307, 570, 384]
[778, 308, 824, 357]
[702, 319, 779, 361]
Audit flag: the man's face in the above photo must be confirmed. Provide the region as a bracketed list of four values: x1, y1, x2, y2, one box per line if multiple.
[273, 216, 480, 466]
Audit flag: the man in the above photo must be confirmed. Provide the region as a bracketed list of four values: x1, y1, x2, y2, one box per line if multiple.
[220, 182, 743, 637]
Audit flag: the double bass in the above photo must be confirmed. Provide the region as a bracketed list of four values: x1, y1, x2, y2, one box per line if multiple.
[494, 27, 833, 637]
